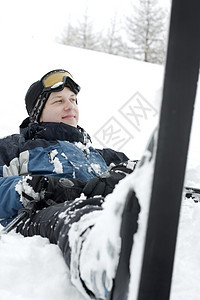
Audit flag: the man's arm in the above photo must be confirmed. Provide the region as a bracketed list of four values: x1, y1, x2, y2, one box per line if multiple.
[96, 148, 129, 166]
[0, 176, 24, 226]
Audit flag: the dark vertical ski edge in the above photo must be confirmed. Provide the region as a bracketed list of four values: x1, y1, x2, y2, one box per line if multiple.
[138, 0, 200, 299]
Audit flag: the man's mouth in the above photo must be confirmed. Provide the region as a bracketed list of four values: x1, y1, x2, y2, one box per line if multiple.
[62, 115, 75, 119]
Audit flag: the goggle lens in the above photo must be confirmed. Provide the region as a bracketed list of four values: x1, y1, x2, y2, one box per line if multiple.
[42, 70, 73, 88]
[41, 70, 80, 94]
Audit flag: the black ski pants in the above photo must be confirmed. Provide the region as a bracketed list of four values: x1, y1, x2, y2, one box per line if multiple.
[16, 197, 104, 269]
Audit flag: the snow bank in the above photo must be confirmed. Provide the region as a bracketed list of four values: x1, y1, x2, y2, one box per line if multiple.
[0, 230, 85, 300]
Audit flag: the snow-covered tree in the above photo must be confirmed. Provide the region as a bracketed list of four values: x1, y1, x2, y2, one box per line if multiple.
[100, 14, 127, 56]
[60, 7, 100, 51]
[126, 0, 168, 64]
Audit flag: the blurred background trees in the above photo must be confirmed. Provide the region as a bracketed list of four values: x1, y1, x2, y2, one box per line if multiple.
[58, 0, 169, 65]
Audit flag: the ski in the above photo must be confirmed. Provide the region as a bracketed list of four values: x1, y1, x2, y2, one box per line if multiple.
[137, 0, 200, 299]
[110, 0, 200, 299]
[0, 209, 30, 238]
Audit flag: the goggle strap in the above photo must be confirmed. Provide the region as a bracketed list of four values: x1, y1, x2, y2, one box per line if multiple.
[30, 94, 48, 123]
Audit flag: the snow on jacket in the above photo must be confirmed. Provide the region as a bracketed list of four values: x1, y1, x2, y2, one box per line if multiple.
[0, 119, 129, 226]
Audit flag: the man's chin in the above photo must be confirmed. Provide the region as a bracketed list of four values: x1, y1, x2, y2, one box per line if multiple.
[62, 119, 77, 127]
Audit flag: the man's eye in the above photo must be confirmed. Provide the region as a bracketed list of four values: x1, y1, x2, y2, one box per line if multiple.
[70, 98, 77, 103]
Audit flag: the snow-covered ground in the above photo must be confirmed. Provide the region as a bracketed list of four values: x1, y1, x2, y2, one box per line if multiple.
[1, 38, 200, 299]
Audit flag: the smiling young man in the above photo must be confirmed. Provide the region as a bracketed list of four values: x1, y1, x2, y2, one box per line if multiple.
[0, 69, 139, 299]
[39, 87, 79, 126]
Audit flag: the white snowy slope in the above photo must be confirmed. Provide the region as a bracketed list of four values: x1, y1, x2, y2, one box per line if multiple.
[0, 39, 200, 299]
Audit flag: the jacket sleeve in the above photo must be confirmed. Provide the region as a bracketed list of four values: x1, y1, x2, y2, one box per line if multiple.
[0, 176, 24, 225]
[96, 148, 129, 166]
[0, 134, 24, 226]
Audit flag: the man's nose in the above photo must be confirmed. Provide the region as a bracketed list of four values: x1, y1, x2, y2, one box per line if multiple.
[64, 98, 73, 109]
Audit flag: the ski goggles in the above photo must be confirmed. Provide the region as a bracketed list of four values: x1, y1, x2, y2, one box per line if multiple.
[41, 69, 81, 95]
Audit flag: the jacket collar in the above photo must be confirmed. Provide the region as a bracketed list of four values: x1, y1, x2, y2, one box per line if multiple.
[19, 118, 91, 144]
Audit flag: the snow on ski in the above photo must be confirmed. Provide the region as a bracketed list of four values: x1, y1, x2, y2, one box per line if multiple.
[137, 0, 200, 300]
[110, 190, 140, 300]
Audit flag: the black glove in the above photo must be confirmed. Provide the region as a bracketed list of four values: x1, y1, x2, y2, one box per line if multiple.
[18, 175, 86, 210]
[83, 163, 133, 198]
[45, 176, 86, 203]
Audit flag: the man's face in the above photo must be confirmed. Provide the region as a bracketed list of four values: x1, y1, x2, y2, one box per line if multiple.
[40, 87, 79, 127]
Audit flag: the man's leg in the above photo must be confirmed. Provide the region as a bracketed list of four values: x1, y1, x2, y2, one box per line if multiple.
[17, 191, 140, 300]
[78, 191, 140, 299]
[16, 197, 103, 297]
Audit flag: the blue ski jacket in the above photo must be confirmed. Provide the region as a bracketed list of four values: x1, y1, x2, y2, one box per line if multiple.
[0, 119, 128, 226]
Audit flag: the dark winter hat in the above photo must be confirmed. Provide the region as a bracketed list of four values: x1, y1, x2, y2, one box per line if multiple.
[25, 69, 81, 123]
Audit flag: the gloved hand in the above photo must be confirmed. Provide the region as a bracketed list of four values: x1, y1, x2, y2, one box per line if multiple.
[17, 175, 86, 210]
[83, 163, 133, 198]
[45, 176, 86, 203]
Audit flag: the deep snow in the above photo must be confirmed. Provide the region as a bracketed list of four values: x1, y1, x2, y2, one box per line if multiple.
[1, 39, 200, 299]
